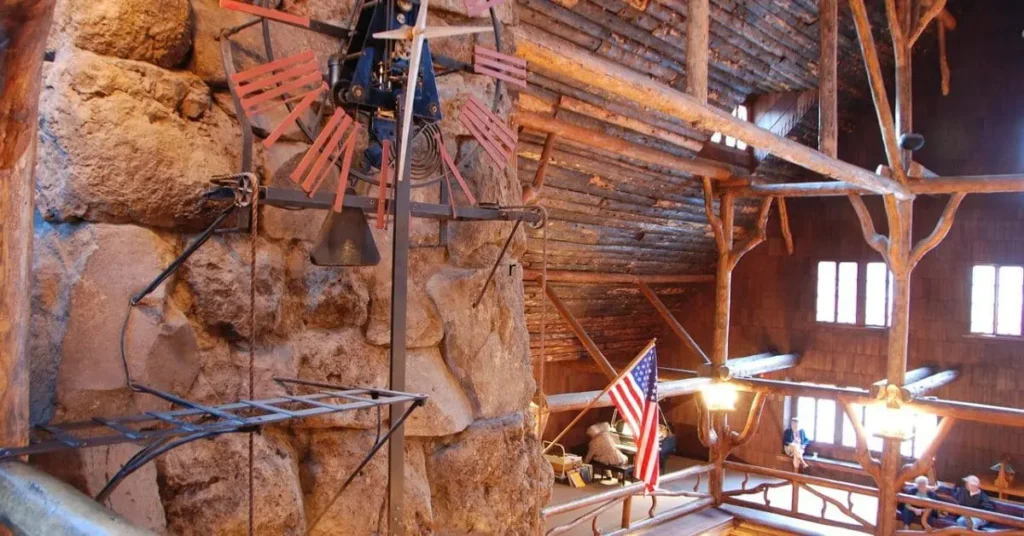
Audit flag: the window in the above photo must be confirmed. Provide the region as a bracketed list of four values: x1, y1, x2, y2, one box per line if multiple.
[840, 404, 940, 458]
[971, 265, 1023, 336]
[710, 105, 748, 150]
[791, 394, 940, 459]
[816, 260, 893, 327]
[816, 261, 858, 324]
[864, 262, 894, 327]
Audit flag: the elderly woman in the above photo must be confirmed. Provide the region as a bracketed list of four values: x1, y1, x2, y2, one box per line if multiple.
[781, 418, 810, 472]
[899, 475, 938, 529]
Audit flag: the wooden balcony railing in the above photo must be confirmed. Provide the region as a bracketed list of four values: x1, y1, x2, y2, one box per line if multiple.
[542, 463, 714, 536]
[894, 494, 1024, 534]
[722, 461, 878, 533]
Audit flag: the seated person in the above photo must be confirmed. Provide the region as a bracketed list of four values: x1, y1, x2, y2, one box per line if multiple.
[584, 422, 628, 467]
[899, 476, 938, 529]
[954, 475, 996, 529]
[781, 418, 810, 472]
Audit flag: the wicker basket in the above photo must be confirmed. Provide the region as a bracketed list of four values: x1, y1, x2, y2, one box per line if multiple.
[543, 441, 582, 478]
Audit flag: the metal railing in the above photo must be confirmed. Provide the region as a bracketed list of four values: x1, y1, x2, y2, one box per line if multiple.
[542, 463, 714, 535]
[722, 460, 878, 533]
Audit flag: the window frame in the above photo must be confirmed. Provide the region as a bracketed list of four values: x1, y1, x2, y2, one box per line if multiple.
[970, 263, 1024, 337]
[786, 395, 936, 461]
[815, 259, 894, 329]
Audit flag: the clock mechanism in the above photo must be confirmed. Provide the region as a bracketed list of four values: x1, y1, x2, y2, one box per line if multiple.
[216, 0, 529, 266]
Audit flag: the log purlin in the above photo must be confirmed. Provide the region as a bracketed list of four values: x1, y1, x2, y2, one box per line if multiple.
[512, 26, 912, 199]
[728, 175, 1024, 198]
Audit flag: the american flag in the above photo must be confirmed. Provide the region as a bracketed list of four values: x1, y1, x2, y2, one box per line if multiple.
[609, 343, 660, 492]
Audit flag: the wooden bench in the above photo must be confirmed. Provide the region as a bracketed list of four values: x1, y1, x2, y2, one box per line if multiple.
[898, 485, 1024, 532]
[773, 453, 867, 477]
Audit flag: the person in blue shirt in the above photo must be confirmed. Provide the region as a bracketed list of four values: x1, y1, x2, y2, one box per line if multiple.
[781, 418, 810, 472]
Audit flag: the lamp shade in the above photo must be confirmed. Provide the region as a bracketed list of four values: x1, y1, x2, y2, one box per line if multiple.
[701, 382, 738, 412]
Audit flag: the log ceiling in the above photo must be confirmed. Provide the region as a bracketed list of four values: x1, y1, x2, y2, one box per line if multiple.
[518, 0, 912, 362]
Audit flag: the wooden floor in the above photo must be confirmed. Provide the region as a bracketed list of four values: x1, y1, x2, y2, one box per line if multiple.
[546, 456, 874, 535]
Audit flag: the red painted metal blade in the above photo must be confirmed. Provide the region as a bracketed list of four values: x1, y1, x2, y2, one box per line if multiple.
[376, 140, 392, 229]
[473, 46, 528, 88]
[262, 83, 326, 148]
[220, 0, 311, 28]
[435, 133, 478, 206]
[458, 96, 516, 169]
[463, 0, 505, 18]
[240, 71, 322, 112]
[230, 50, 315, 85]
[332, 131, 360, 213]
[290, 109, 347, 185]
[301, 114, 354, 194]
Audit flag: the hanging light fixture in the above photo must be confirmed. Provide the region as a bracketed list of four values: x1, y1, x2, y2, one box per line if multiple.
[701, 381, 738, 412]
[871, 402, 915, 441]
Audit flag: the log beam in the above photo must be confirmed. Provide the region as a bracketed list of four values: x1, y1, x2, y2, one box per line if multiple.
[518, 110, 735, 180]
[699, 353, 799, 380]
[544, 378, 711, 413]
[541, 285, 617, 380]
[818, 0, 838, 158]
[728, 174, 1024, 198]
[636, 281, 710, 365]
[685, 0, 709, 103]
[523, 270, 714, 285]
[902, 369, 960, 398]
[870, 366, 936, 397]
[0, 0, 55, 455]
[512, 26, 912, 199]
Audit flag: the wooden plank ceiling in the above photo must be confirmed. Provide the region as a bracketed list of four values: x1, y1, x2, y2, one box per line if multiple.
[517, 0, 910, 364]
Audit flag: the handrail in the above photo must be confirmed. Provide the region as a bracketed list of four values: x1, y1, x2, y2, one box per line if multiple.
[722, 460, 878, 533]
[897, 494, 1024, 531]
[542, 463, 714, 535]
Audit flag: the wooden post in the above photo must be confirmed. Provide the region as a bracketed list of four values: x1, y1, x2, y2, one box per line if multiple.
[891, 0, 913, 169]
[686, 0, 709, 104]
[0, 0, 55, 456]
[818, 0, 838, 158]
[637, 281, 711, 365]
[620, 495, 632, 530]
[542, 285, 618, 380]
[521, 132, 557, 204]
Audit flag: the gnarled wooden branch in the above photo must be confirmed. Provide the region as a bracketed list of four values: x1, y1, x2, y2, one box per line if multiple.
[898, 417, 957, 484]
[910, 0, 948, 47]
[848, 0, 909, 184]
[702, 178, 726, 251]
[728, 197, 773, 270]
[800, 482, 875, 530]
[884, 0, 906, 48]
[848, 195, 889, 260]
[777, 197, 794, 255]
[841, 400, 882, 483]
[938, 23, 951, 96]
[729, 391, 767, 452]
[910, 193, 965, 269]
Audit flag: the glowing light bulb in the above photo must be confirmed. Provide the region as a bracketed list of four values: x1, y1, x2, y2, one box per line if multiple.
[701, 382, 738, 412]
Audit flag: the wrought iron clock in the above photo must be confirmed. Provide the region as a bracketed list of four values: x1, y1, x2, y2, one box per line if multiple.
[218, 0, 528, 266]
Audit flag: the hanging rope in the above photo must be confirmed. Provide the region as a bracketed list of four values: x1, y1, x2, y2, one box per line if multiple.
[248, 174, 260, 536]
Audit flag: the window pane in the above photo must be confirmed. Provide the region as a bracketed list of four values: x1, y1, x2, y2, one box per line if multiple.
[841, 405, 861, 448]
[887, 272, 894, 326]
[971, 265, 996, 333]
[996, 266, 1023, 335]
[725, 135, 736, 148]
[901, 437, 913, 457]
[837, 262, 858, 324]
[711, 132, 722, 143]
[797, 397, 817, 439]
[817, 261, 837, 322]
[864, 404, 884, 452]
[815, 399, 836, 444]
[865, 262, 889, 326]
[913, 415, 941, 458]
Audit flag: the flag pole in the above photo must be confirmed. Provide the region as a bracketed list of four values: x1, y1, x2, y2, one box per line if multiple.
[541, 338, 657, 455]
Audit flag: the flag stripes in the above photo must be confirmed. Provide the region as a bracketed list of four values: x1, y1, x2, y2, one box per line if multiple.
[607, 343, 660, 493]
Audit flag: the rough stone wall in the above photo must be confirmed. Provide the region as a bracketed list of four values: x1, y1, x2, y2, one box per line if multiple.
[29, 0, 552, 533]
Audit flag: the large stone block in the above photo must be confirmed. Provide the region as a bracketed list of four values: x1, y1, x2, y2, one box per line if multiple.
[33, 444, 167, 533]
[36, 49, 238, 229]
[405, 347, 474, 437]
[59, 0, 193, 68]
[284, 232, 372, 331]
[31, 222, 202, 423]
[427, 267, 534, 419]
[183, 234, 285, 339]
[158, 430, 306, 535]
[365, 246, 444, 348]
[298, 430, 432, 535]
[426, 412, 552, 534]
